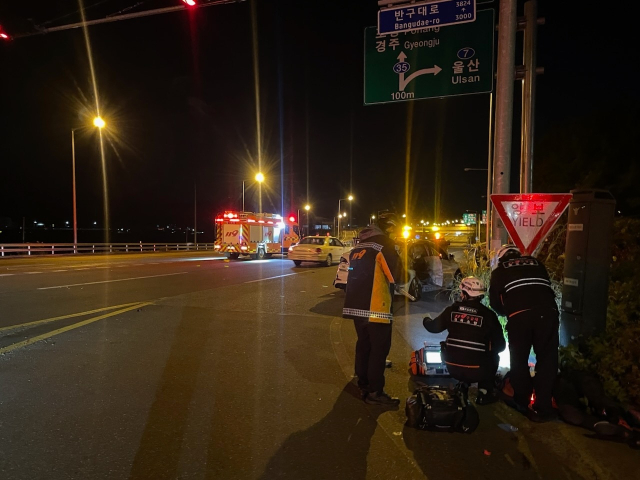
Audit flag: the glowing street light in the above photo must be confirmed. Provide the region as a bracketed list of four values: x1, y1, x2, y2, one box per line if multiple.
[71, 116, 107, 251]
[242, 172, 265, 212]
[93, 116, 106, 129]
[338, 194, 354, 238]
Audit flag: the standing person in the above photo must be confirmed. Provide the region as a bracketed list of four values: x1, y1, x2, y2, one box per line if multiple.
[343, 213, 404, 406]
[489, 245, 560, 422]
[423, 276, 506, 404]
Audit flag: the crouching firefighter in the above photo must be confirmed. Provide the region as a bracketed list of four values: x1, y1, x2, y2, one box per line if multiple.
[343, 213, 404, 406]
[423, 276, 506, 405]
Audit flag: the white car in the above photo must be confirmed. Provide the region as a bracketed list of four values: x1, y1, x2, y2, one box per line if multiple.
[289, 236, 350, 267]
[333, 249, 423, 301]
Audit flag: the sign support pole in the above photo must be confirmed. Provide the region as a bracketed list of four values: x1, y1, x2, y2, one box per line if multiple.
[520, 0, 539, 194]
[486, 92, 493, 251]
[491, 0, 518, 251]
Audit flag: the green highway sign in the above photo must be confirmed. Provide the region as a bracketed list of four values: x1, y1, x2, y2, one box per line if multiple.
[364, 9, 494, 105]
[463, 212, 477, 225]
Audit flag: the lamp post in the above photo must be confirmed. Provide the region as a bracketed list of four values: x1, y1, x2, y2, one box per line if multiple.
[337, 194, 354, 239]
[463, 167, 491, 250]
[242, 172, 265, 212]
[304, 204, 311, 236]
[71, 116, 106, 252]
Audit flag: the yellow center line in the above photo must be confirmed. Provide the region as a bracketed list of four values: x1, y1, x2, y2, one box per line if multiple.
[0, 302, 152, 355]
[0, 302, 143, 333]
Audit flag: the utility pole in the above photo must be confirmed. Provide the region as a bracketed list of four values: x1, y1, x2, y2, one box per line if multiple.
[194, 182, 197, 248]
[490, 0, 518, 251]
[520, 0, 543, 194]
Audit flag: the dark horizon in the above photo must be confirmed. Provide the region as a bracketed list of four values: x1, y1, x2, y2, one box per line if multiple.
[1, 0, 637, 239]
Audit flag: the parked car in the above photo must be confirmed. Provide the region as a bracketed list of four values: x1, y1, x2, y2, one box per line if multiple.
[333, 247, 423, 301]
[289, 236, 349, 267]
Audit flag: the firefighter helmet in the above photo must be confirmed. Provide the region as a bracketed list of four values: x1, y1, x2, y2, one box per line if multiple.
[460, 276, 485, 298]
[497, 244, 521, 262]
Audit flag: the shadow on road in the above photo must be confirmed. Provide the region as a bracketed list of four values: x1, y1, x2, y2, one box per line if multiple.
[257, 382, 385, 480]
[308, 293, 344, 317]
[128, 306, 210, 480]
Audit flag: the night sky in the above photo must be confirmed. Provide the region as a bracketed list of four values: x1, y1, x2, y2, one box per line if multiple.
[0, 0, 635, 236]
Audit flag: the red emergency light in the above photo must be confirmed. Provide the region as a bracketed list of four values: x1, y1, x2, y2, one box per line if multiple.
[0, 25, 11, 40]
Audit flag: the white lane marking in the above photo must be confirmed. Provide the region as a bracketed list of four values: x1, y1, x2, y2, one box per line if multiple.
[75, 268, 90, 271]
[24, 272, 42, 275]
[0, 274, 15, 277]
[244, 273, 300, 284]
[51, 270, 67, 272]
[37, 272, 189, 290]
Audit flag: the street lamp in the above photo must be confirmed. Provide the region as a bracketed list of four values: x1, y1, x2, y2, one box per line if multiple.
[242, 172, 265, 212]
[71, 116, 106, 251]
[337, 195, 354, 238]
[304, 204, 311, 236]
[464, 166, 491, 250]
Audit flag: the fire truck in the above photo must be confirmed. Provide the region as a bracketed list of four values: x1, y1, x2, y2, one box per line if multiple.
[214, 211, 301, 259]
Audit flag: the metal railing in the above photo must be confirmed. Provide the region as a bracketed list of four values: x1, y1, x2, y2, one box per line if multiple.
[0, 242, 215, 257]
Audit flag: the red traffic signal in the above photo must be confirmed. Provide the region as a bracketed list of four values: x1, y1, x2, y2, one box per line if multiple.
[0, 25, 11, 41]
[182, 0, 197, 6]
[288, 215, 296, 223]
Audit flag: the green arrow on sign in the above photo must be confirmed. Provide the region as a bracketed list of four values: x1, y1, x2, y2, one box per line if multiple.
[364, 9, 495, 105]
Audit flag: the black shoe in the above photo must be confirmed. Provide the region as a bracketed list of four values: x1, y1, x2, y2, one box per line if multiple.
[594, 421, 629, 438]
[357, 382, 369, 400]
[365, 391, 400, 406]
[527, 405, 557, 423]
[475, 390, 499, 406]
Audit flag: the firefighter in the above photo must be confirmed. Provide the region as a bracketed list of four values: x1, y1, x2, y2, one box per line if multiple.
[423, 276, 506, 405]
[343, 213, 404, 406]
[489, 245, 559, 422]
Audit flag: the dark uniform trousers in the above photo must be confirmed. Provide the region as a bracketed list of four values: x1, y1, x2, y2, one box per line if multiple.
[353, 319, 392, 394]
[506, 308, 559, 413]
[444, 354, 500, 392]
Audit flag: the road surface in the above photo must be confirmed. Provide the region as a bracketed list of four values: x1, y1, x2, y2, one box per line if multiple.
[0, 252, 636, 479]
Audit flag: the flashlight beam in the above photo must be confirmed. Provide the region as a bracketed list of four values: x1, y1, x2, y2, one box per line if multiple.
[12, 0, 246, 39]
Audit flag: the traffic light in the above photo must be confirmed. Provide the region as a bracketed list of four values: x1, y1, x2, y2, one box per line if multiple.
[182, 0, 197, 6]
[288, 215, 296, 223]
[0, 25, 11, 41]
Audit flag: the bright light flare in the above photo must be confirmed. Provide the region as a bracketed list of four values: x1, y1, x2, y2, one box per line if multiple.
[348, 195, 354, 201]
[304, 204, 311, 211]
[255, 172, 264, 183]
[0, 33, 9, 40]
[402, 230, 410, 239]
[182, 0, 197, 6]
[93, 116, 106, 129]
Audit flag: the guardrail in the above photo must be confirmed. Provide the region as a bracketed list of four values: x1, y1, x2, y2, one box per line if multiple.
[0, 243, 215, 257]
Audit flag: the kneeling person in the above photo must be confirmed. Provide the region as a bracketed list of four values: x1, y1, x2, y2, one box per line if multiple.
[423, 277, 506, 405]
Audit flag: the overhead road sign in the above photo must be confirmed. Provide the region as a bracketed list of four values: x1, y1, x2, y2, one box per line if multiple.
[491, 193, 572, 255]
[378, 0, 476, 36]
[364, 9, 494, 105]
[463, 212, 477, 225]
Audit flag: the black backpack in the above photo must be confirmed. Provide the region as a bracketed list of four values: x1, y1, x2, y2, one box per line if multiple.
[405, 384, 479, 433]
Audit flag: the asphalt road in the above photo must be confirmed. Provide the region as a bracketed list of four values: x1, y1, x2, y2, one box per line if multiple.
[0, 252, 637, 479]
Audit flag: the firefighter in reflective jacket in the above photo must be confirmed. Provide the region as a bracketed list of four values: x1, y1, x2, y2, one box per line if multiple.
[343, 213, 404, 406]
[489, 245, 559, 422]
[423, 276, 506, 405]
